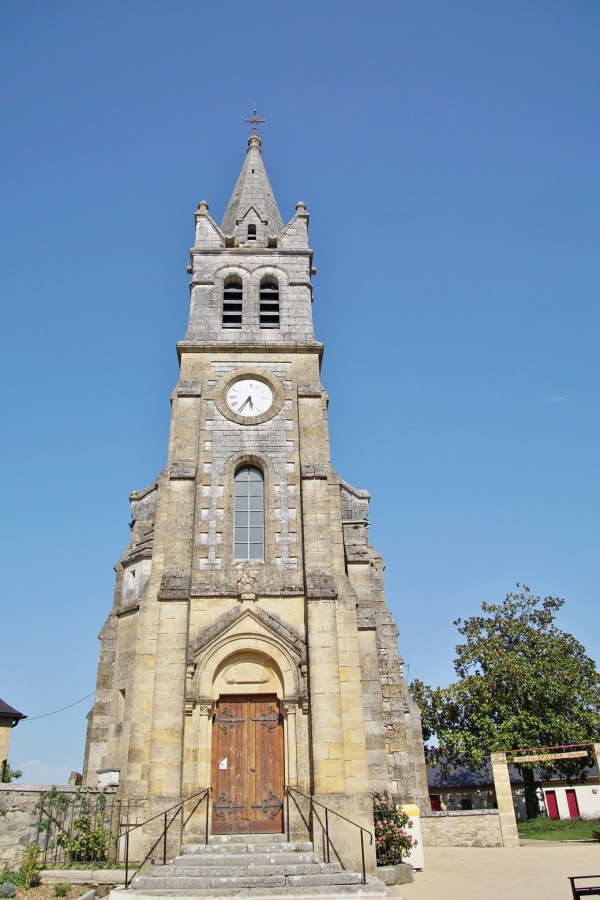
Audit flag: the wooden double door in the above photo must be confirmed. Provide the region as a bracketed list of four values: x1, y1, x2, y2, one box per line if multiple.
[211, 694, 284, 834]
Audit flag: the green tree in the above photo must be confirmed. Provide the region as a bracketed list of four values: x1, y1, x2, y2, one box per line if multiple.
[1, 763, 23, 783]
[410, 585, 600, 818]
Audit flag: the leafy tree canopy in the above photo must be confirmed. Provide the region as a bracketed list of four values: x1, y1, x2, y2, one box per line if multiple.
[1, 763, 22, 783]
[410, 585, 600, 784]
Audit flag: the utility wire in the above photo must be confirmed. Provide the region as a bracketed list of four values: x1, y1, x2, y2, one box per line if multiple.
[24, 692, 95, 721]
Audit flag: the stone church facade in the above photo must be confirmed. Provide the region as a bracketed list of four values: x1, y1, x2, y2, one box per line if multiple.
[82, 129, 428, 852]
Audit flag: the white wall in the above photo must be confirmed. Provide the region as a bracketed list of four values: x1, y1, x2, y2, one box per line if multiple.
[543, 783, 600, 819]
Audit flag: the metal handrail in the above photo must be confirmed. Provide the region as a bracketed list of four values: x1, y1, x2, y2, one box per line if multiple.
[284, 786, 372, 885]
[121, 787, 211, 888]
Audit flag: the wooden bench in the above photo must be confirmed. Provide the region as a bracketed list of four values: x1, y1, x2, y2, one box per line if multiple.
[569, 876, 600, 899]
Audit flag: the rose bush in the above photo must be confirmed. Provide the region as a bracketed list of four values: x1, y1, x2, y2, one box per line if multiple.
[372, 791, 416, 865]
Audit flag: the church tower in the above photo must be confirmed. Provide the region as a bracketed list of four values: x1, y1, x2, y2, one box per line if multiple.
[83, 124, 428, 862]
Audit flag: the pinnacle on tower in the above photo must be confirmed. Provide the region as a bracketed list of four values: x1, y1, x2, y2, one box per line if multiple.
[221, 131, 284, 240]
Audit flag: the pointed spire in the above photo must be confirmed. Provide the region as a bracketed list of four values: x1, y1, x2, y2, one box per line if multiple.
[221, 130, 284, 238]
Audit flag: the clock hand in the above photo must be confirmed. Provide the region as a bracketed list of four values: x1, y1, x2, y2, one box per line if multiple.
[238, 396, 252, 413]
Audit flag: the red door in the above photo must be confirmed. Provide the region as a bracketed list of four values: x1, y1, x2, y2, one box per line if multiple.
[545, 790, 559, 819]
[430, 795, 441, 812]
[212, 695, 284, 834]
[566, 789, 580, 819]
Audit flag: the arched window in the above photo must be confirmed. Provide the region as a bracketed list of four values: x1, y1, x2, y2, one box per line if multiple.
[234, 466, 264, 560]
[223, 277, 243, 328]
[259, 278, 279, 328]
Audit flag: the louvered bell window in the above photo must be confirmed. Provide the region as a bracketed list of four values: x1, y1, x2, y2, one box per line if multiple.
[223, 279, 242, 328]
[259, 279, 279, 328]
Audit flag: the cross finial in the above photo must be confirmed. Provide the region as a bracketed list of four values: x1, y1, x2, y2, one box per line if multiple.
[244, 105, 266, 136]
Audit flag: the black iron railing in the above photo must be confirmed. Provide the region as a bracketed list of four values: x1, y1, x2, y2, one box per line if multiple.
[284, 786, 372, 885]
[37, 790, 142, 868]
[121, 787, 211, 888]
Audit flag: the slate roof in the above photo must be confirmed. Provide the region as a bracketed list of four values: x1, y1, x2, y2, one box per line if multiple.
[0, 698, 26, 723]
[427, 761, 522, 788]
[221, 134, 284, 236]
[427, 759, 597, 788]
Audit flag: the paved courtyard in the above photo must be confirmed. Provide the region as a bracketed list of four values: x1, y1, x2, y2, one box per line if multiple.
[392, 842, 600, 899]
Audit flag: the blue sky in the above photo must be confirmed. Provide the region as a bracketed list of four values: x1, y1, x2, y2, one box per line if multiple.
[1, 1, 598, 784]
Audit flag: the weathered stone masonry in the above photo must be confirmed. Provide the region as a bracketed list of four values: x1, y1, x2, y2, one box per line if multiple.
[82, 130, 429, 873]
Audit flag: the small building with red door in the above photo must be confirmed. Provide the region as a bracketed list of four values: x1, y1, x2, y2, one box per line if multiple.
[428, 760, 599, 821]
[541, 769, 599, 820]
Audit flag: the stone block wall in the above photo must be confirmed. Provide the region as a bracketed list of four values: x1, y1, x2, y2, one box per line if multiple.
[0, 785, 50, 869]
[0, 785, 117, 870]
[421, 809, 503, 847]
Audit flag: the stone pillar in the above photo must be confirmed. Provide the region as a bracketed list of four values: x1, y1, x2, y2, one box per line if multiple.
[490, 751, 520, 847]
[197, 700, 215, 790]
[147, 602, 189, 798]
[282, 700, 298, 787]
[592, 743, 600, 781]
[306, 594, 346, 795]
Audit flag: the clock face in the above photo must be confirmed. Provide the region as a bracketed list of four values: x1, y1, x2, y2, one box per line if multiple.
[226, 379, 273, 418]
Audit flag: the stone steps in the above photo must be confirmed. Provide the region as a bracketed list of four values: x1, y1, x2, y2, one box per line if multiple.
[122, 831, 386, 898]
[126, 880, 386, 897]
[188, 833, 289, 844]
[134, 872, 362, 890]
[151, 863, 344, 878]
[171, 851, 318, 867]
[181, 842, 314, 855]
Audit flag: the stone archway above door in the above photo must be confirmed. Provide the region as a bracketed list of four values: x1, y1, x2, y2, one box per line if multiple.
[189, 605, 306, 702]
[213, 652, 282, 697]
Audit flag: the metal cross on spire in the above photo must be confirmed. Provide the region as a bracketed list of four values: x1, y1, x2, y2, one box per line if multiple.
[244, 105, 266, 135]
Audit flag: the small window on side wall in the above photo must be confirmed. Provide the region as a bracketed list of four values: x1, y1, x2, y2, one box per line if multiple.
[223, 277, 242, 328]
[234, 466, 264, 560]
[259, 278, 279, 328]
[247, 223, 257, 241]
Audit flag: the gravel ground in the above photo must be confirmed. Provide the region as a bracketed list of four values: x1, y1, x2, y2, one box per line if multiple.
[15, 887, 88, 900]
[398, 842, 600, 900]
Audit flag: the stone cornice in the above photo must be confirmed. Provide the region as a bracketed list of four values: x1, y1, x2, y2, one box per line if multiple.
[116, 604, 140, 619]
[177, 340, 323, 358]
[189, 247, 313, 258]
[158, 574, 190, 601]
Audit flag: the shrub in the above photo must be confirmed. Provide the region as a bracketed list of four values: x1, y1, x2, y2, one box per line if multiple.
[54, 885, 71, 897]
[0, 883, 16, 898]
[61, 811, 109, 863]
[20, 845, 41, 890]
[0, 868, 23, 888]
[372, 791, 417, 865]
[47, 794, 110, 864]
